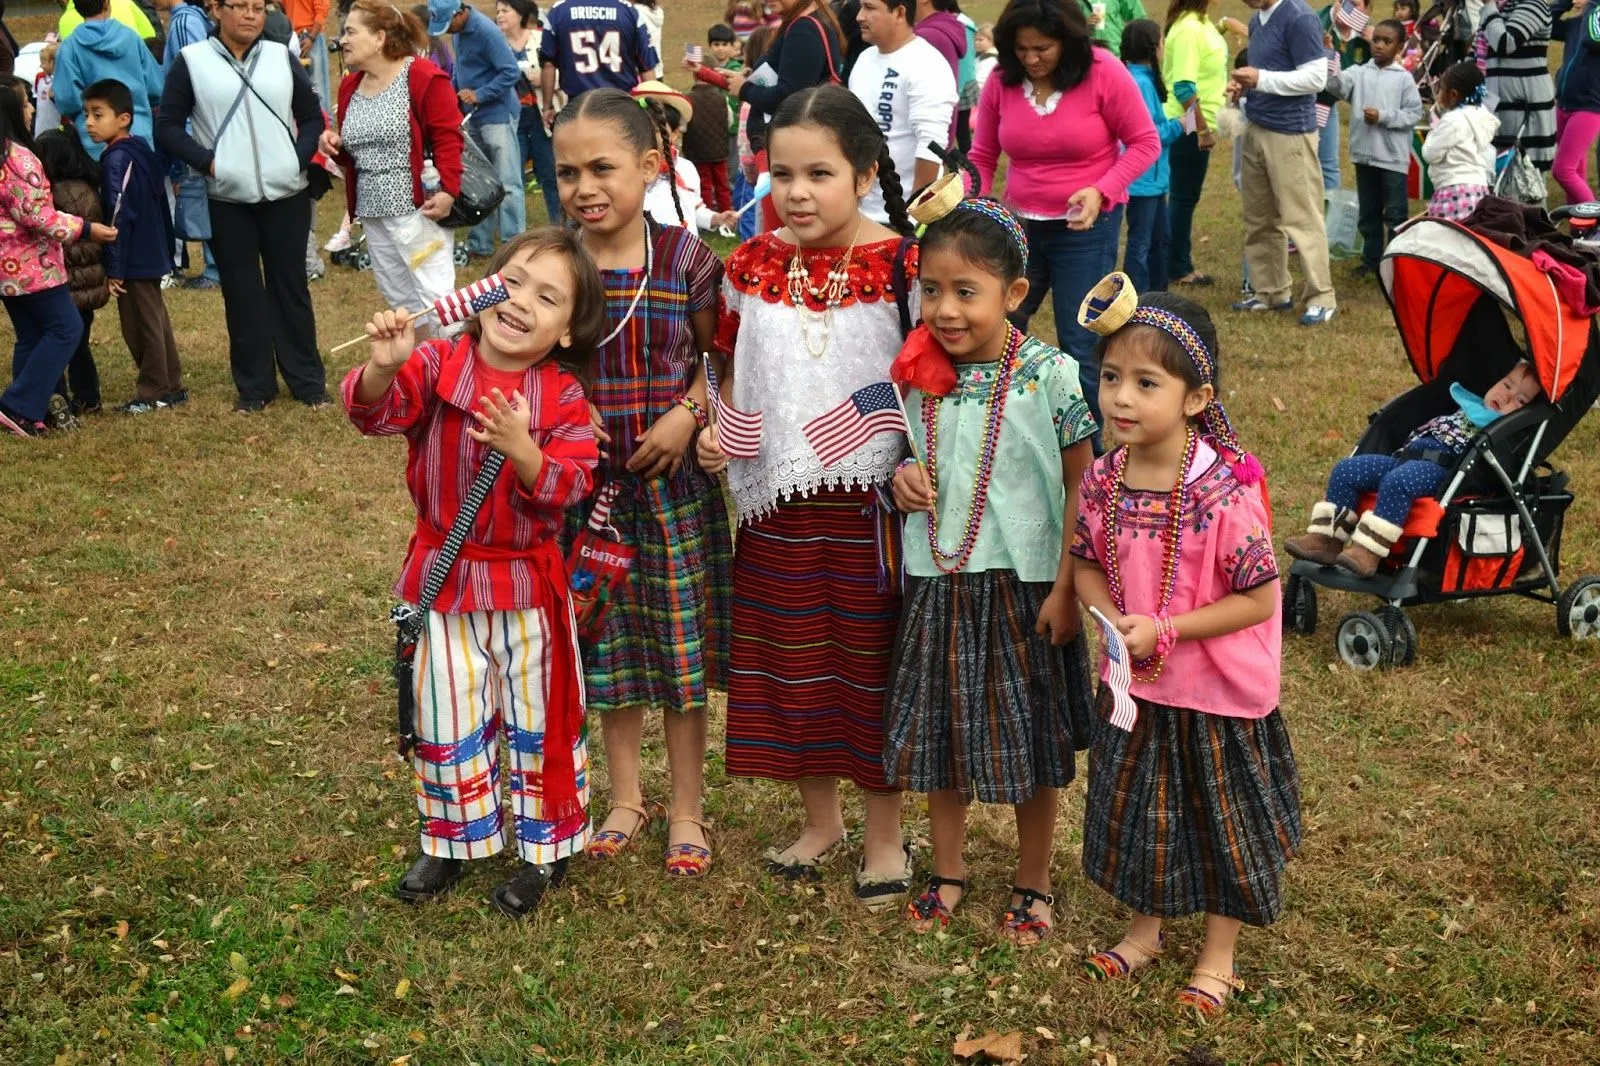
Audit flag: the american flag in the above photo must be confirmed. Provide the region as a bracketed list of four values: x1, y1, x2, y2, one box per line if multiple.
[1316, 53, 1342, 129]
[1333, 0, 1369, 38]
[1089, 607, 1139, 732]
[432, 273, 510, 327]
[801, 382, 908, 468]
[686, 44, 704, 63]
[705, 357, 763, 459]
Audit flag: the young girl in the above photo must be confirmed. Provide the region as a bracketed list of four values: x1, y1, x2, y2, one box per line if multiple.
[1071, 276, 1300, 1017]
[1120, 20, 1188, 294]
[37, 129, 108, 421]
[974, 22, 998, 93]
[0, 75, 116, 438]
[1422, 61, 1498, 221]
[343, 228, 605, 917]
[697, 84, 917, 908]
[885, 196, 1097, 944]
[726, 0, 760, 39]
[630, 82, 739, 233]
[34, 42, 62, 140]
[551, 88, 734, 879]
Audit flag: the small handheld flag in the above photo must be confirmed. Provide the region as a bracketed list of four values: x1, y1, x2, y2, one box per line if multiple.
[1089, 607, 1139, 732]
[705, 357, 764, 459]
[329, 274, 512, 354]
[110, 163, 132, 228]
[686, 43, 704, 63]
[802, 382, 908, 468]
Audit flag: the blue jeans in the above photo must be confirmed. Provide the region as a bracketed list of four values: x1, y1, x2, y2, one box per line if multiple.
[1355, 163, 1408, 270]
[517, 106, 561, 224]
[1326, 451, 1449, 525]
[2, 285, 84, 422]
[467, 119, 526, 256]
[308, 33, 330, 103]
[1318, 116, 1342, 191]
[1122, 194, 1169, 293]
[1010, 206, 1124, 452]
[734, 170, 759, 240]
[1167, 132, 1210, 279]
[175, 170, 219, 282]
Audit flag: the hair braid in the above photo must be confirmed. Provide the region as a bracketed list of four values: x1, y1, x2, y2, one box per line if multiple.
[875, 143, 915, 237]
[643, 101, 688, 229]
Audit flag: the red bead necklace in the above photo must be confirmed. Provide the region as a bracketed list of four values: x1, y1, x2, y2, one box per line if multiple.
[923, 326, 1023, 574]
[1101, 425, 1198, 682]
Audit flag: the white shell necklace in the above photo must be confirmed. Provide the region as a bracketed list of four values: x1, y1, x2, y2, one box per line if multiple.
[786, 220, 862, 359]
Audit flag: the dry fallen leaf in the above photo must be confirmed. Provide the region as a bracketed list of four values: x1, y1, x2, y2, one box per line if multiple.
[334, 967, 360, 982]
[952, 1029, 1024, 1063]
[228, 952, 248, 974]
[394, 978, 410, 999]
[113, 920, 129, 940]
[220, 977, 251, 1001]
[1034, 1026, 1055, 1042]
[1270, 395, 1288, 413]
[334, 983, 358, 996]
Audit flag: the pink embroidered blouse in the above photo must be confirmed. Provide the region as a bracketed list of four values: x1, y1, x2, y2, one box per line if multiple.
[0, 144, 86, 297]
[1071, 440, 1283, 718]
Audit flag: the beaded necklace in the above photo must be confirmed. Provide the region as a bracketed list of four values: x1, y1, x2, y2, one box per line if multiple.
[1101, 424, 1198, 682]
[785, 221, 862, 358]
[922, 326, 1022, 574]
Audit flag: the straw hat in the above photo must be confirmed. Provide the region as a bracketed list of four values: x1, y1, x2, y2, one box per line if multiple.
[630, 80, 694, 126]
[908, 172, 964, 227]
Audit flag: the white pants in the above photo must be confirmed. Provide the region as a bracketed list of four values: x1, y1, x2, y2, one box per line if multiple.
[362, 211, 458, 330]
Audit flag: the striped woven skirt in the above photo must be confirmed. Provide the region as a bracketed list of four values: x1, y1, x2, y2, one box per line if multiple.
[883, 572, 1094, 804]
[724, 487, 902, 792]
[1082, 690, 1302, 927]
[566, 470, 734, 713]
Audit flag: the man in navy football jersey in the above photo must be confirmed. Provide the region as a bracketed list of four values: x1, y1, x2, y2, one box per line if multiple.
[538, 0, 659, 122]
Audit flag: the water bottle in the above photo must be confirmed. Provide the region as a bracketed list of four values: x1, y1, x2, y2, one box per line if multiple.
[420, 158, 441, 198]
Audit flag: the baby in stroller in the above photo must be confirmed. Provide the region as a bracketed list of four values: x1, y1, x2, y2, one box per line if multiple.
[1285, 361, 1544, 577]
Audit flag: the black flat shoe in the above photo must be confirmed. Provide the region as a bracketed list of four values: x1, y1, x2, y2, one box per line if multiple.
[854, 843, 914, 912]
[394, 855, 464, 903]
[488, 858, 569, 920]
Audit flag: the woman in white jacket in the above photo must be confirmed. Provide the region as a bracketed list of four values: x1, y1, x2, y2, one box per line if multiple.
[1423, 60, 1501, 220]
[635, 0, 665, 77]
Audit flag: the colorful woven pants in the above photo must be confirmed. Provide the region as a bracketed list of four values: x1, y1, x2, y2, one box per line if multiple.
[411, 607, 590, 864]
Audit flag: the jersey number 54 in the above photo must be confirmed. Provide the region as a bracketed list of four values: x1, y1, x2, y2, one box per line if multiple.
[570, 29, 624, 74]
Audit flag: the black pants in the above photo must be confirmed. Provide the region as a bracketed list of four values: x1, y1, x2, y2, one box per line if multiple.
[208, 190, 325, 404]
[55, 307, 101, 410]
[1167, 132, 1211, 280]
[1355, 163, 1408, 270]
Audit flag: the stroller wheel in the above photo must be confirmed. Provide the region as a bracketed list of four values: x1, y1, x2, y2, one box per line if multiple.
[1284, 574, 1318, 635]
[1378, 606, 1417, 667]
[354, 249, 372, 271]
[1335, 610, 1392, 671]
[1556, 575, 1600, 639]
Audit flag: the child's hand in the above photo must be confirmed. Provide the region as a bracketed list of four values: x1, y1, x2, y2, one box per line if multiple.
[588, 402, 612, 461]
[467, 388, 538, 459]
[1363, 107, 1380, 125]
[88, 222, 118, 243]
[1117, 614, 1159, 660]
[365, 308, 416, 370]
[107, 277, 125, 297]
[891, 460, 935, 513]
[683, 56, 702, 72]
[1035, 588, 1081, 645]
[628, 404, 697, 479]
[696, 424, 729, 475]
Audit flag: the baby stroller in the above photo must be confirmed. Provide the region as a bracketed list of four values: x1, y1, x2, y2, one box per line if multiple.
[1284, 215, 1600, 669]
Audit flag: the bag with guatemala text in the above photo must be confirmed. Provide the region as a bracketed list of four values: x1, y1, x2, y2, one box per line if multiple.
[566, 482, 637, 642]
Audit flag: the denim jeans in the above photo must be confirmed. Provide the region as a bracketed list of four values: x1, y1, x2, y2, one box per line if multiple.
[1355, 163, 1408, 270]
[517, 106, 561, 224]
[467, 119, 526, 256]
[1010, 206, 1124, 450]
[1122, 194, 1169, 293]
[2, 284, 84, 422]
[1318, 116, 1342, 191]
[1167, 132, 1210, 280]
[308, 33, 331, 103]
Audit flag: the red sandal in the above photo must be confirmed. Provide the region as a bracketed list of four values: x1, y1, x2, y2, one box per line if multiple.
[997, 886, 1053, 947]
[1176, 967, 1244, 1018]
[664, 817, 713, 878]
[905, 875, 966, 932]
[1084, 932, 1166, 981]
[584, 801, 661, 860]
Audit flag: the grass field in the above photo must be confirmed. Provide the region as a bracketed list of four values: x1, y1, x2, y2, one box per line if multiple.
[3, 2, 1600, 1063]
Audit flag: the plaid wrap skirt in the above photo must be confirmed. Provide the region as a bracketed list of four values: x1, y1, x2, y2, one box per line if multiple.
[1082, 690, 1302, 927]
[883, 571, 1094, 804]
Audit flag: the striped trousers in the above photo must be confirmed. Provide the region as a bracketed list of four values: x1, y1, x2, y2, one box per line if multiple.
[411, 607, 590, 864]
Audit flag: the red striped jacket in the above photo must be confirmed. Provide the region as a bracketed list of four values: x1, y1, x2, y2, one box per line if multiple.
[342, 336, 598, 614]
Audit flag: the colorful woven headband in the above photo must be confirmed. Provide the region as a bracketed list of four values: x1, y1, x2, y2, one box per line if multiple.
[953, 198, 1029, 272]
[906, 181, 1030, 272]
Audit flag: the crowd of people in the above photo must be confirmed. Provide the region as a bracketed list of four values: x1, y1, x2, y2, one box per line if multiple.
[0, 0, 1593, 1022]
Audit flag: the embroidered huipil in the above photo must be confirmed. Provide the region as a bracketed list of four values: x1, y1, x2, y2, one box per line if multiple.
[714, 234, 919, 523]
[904, 335, 1097, 580]
[0, 144, 87, 297]
[342, 335, 598, 612]
[1071, 440, 1283, 717]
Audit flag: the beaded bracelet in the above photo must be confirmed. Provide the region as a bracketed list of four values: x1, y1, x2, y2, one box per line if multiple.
[1153, 615, 1179, 658]
[896, 457, 920, 474]
[676, 395, 708, 430]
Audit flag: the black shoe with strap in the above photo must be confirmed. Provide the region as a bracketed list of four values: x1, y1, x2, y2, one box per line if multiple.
[489, 858, 569, 920]
[394, 855, 464, 903]
[998, 885, 1055, 946]
[905, 874, 967, 930]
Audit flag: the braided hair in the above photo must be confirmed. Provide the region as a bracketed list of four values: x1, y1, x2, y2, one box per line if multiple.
[554, 88, 687, 228]
[767, 84, 916, 236]
[641, 97, 688, 229]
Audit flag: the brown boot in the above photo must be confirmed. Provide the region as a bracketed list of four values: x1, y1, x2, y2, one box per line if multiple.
[1335, 512, 1403, 579]
[1285, 502, 1356, 565]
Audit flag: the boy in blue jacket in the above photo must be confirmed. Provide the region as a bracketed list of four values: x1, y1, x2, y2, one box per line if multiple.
[84, 78, 183, 414]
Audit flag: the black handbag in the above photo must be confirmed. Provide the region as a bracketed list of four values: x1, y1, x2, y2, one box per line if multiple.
[442, 117, 509, 230]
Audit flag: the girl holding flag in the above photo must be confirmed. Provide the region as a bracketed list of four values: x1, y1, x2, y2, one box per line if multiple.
[697, 85, 919, 909]
[884, 195, 1097, 946]
[1069, 274, 1298, 1017]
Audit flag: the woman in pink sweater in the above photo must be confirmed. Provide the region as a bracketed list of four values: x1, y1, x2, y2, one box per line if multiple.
[970, 0, 1158, 447]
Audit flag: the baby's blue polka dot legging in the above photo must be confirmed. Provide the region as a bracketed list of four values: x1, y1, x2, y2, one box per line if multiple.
[1326, 454, 1449, 525]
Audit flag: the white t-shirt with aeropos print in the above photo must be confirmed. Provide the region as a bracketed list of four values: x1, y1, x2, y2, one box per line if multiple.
[848, 34, 958, 224]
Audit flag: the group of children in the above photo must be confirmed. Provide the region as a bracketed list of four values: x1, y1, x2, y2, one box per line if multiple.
[0, 73, 182, 438]
[347, 80, 1298, 1019]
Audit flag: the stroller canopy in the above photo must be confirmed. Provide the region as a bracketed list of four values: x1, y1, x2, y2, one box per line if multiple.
[1379, 218, 1589, 404]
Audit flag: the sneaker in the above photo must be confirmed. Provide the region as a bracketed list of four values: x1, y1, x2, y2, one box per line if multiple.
[307, 265, 326, 282]
[160, 272, 183, 290]
[0, 404, 43, 437]
[301, 394, 334, 410]
[71, 400, 103, 416]
[1230, 296, 1294, 313]
[46, 394, 81, 432]
[323, 229, 352, 253]
[234, 398, 271, 413]
[161, 388, 189, 407]
[182, 274, 220, 290]
[118, 397, 169, 415]
[1299, 305, 1337, 327]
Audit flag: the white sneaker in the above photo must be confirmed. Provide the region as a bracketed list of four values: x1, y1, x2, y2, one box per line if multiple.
[323, 229, 352, 253]
[160, 273, 182, 290]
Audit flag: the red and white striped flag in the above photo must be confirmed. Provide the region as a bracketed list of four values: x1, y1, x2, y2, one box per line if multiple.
[704, 357, 763, 459]
[1333, 0, 1369, 39]
[1090, 607, 1139, 732]
[801, 381, 908, 468]
[686, 43, 704, 63]
[433, 273, 510, 327]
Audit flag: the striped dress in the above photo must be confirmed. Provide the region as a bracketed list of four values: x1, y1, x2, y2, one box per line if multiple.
[566, 222, 734, 714]
[1481, 0, 1557, 170]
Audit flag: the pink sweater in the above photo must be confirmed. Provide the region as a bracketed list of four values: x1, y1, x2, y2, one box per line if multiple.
[969, 47, 1160, 216]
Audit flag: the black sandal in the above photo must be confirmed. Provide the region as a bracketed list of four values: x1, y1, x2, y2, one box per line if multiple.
[763, 836, 844, 882]
[853, 843, 914, 911]
[998, 885, 1055, 946]
[488, 858, 569, 920]
[905, 875, 967, 930]
[394, 855, 464, 903]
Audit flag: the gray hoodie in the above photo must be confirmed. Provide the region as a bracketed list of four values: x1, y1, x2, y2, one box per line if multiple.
[1329, 60, 1425, 174]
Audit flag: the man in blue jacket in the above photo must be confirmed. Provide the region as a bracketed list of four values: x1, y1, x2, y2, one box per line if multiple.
[53, 0, 165, 160]
[429, 0, 525, 257]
